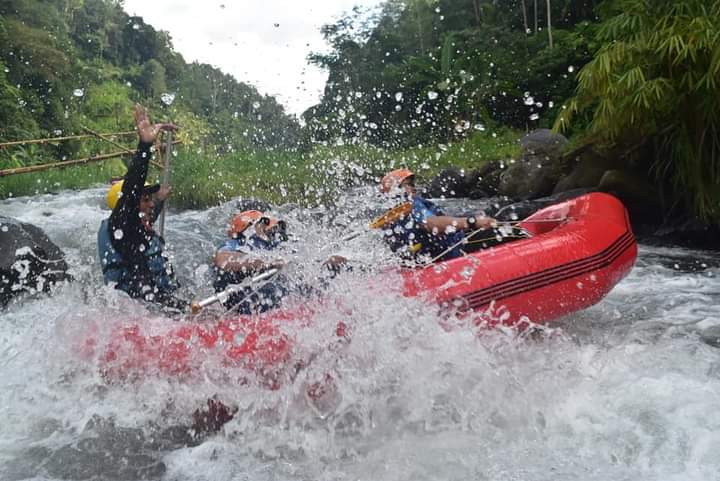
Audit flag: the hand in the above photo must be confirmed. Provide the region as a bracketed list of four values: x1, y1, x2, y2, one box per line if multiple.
[269, 259, 287, 270]
[134, 104, 178, 144]
[156, 185, 172, 202]
[476, 216, 497, 229]
[323, 255, 348, 271]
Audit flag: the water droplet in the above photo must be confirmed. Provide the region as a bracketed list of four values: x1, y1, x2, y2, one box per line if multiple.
[568, 65, 575, 73]
[375, 91, 382, 99]
[1, 225, 8, 233]
[73, 88, 84, 97]
[219, 3, 225, 8]
[395, 92, 403, 102]
[473, 124, 486, 131]
[427, 91, 438, 100]
[524, 96, 534, 106]
[252, 101, 260, 109]
[160, 92, 175, 106]
[435, 7, 441, 13]
[113, 229, 124, 240]
[274, 23, 280, 28]
[132, 23, 140, 30]
[529, 113, 540, 120]
[548, 101, 554, 108]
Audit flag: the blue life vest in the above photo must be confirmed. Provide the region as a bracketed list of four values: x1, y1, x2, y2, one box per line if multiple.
[213, 233, 288, 314]
[383, 196, 464, 261]
[97, 218, 177, 295]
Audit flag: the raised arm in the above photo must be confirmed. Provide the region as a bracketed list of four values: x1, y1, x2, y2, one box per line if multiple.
[422, 214, 496, 235]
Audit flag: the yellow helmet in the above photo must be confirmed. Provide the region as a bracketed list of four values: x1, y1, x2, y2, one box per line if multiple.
[106, 180, 160, 210]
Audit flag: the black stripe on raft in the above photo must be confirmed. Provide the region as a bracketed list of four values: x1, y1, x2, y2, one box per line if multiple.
[463, 230, 633, 304]
[458, 229, 635, 311]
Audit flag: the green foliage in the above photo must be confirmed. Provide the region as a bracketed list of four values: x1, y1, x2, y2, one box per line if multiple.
[305, 0, 594, 149]
[556, 0, 720, 221]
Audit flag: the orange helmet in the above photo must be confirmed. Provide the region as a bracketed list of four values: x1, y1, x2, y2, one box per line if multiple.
[228, 210, 279, 237]
[380, 168, 415, 193]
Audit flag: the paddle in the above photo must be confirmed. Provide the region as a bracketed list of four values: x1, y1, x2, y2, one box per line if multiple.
[190, 267, 280, 314]
[158, 131, 173, 238]
[369, 201, 413, 229]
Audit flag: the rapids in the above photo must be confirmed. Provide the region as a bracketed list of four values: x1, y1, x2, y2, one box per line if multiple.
[1, 187, 719, 481]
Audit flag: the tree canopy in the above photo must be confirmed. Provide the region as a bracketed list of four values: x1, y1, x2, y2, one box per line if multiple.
[0, 0, 300, 151]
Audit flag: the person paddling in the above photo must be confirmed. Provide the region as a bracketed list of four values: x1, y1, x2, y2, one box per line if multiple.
[374, 169, 496, 262]
[212, 210, 347, 313]
[97, 104, 186, 310]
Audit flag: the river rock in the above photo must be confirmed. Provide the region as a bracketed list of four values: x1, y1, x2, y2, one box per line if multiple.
[0, 216, 70, 306]
[425, 167, 473, 198]
[497, 129, 569, 200]
[553, 146, 625, 194]
[234, 197, 271, 212]
[519, 128, 569, 156]
[468, 160, 507, 198]
[597, 169, 662, 225]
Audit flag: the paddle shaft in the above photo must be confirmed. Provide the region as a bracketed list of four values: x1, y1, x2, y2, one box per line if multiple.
[158, 131, 173, 237]
[190, 268, 279, 314]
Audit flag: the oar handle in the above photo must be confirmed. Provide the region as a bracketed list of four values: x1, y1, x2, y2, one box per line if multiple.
[190, 268, 280, 314]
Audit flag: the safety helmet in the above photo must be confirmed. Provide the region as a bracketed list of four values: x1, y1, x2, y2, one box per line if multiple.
[228, 210, 279, 237]
[106, 180, 160, 210]
[380, 168, 415, 193]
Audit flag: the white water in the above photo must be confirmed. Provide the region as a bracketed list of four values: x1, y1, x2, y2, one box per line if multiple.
[1, 188, 720, 481]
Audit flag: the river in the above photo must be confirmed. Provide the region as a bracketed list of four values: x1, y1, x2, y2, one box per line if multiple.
[1, 187, 719, 481]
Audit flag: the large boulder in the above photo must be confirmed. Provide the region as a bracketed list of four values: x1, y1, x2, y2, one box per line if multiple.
[497, 129, 570, 200]
[468, 160, 507, 198]
[553, 146, 625, 194]
[597, 169, 663, 225]
[425, 167, 473, 198]
[0, 216, 71, 306]
[519, 128, 569, 156]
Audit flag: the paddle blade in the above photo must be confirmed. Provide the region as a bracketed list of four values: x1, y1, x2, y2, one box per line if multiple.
[369, 202, 412, 229]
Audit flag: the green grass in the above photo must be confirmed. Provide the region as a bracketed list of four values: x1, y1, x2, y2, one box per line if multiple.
[0, 157, 127, 198]
[0, 129, 521, 206]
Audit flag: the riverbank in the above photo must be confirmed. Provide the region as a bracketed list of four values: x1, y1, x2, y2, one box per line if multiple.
[0, 129, 520, 207]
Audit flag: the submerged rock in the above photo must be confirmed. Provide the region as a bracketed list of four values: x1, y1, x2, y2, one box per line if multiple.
[0, 216, 71, 307]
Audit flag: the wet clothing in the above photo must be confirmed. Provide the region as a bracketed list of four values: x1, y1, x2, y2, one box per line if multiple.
[213, 233, 289, 314]
[98, 142, 184, 309]
[383, 196, 465, 261]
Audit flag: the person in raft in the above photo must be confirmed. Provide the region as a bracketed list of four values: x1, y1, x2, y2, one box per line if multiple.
[212, 209, 347, 313]
[97, 104, 187, 310]
[373, 168, 496, 262]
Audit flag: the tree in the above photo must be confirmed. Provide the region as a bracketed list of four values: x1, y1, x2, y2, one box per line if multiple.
[555, 0, 720, 221]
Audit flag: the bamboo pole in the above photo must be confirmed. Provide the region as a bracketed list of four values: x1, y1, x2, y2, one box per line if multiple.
[0, 131, 135, 148]
[0, 150, 131, 177]
[0, 141, 182, 177]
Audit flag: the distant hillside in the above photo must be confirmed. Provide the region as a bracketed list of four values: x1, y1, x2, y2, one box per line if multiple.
[0, 0, 300, 152]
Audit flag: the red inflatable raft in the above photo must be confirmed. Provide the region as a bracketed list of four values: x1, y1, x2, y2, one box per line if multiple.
[95, 192, 636, 384]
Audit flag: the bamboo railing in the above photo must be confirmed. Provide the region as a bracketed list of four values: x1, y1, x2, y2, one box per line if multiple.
[0, 130, 181, 177]
[0, 131, 135, 148]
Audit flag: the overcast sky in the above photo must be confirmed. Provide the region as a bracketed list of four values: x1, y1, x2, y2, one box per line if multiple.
[122, 0, 385, 117]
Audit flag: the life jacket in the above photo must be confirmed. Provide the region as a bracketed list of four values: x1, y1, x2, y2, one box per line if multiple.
[383, 196, 464, 261]
[213, 233, 288, 314]
[97, 218, 177, 295]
